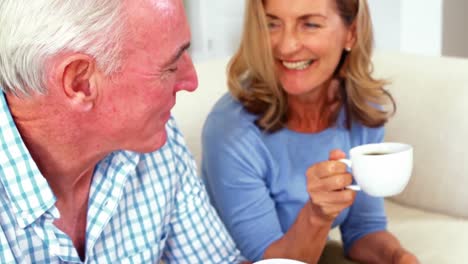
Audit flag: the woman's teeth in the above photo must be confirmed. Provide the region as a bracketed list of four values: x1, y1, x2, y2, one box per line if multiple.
[282, 60, 313, 70]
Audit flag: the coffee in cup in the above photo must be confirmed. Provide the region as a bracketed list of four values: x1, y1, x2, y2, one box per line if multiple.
[339, 142, 413, 197]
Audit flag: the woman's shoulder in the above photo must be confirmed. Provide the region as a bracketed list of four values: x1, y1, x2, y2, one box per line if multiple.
[204, 92, 260, 138]
[202, 93, 272, 173]
[349, 117, 385, 145]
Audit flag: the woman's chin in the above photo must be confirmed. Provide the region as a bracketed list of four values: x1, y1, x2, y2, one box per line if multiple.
[282, 85, 315, 96]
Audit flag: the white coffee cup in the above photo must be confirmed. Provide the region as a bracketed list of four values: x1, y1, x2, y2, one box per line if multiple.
[253, 259, 307, 264]
[339, 142, 413, 197]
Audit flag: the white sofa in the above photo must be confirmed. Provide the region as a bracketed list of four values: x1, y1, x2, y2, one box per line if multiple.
[172, 52, 468, 264]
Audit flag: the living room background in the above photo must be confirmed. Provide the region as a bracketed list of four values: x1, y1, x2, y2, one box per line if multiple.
[183, 0, 468, 61]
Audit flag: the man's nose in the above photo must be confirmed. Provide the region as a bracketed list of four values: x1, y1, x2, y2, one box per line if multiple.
[174, 52, 198, 93]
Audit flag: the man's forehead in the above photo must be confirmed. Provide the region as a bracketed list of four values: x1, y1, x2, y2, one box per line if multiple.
[124, 0, 186, 35]
[127, 0, 184, 27]
[124, 0, 190, 65]
[124, 0, 180, 15]
[149, 0, 177, 13]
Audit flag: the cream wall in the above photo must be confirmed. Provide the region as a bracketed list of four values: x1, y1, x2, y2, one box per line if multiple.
[400, 0, 443, 56]
[184, 0, 244, 61]
[368, 1, 402, 53]
[184, 0, 467, 60]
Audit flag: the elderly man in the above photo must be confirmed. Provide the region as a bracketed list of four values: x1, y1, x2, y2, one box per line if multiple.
[0, 0, 245, 263]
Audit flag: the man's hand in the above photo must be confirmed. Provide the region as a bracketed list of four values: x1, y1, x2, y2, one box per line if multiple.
[305, 149, 356, 223]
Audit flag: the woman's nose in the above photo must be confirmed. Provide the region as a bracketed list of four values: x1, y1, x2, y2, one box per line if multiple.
[276, 29, 301, 56]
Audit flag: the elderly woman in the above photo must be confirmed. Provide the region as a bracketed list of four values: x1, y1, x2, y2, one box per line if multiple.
[202, 0, 419, 263]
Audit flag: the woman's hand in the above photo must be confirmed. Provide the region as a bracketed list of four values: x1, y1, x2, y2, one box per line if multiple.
[393, 249, 420, 264]
[305, 149, 356, 223]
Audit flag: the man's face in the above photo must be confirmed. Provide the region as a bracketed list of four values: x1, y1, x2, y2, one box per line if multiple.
[96, 0, 197, 153]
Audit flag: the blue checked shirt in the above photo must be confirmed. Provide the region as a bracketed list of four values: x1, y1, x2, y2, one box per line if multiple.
[0, 93, 243, 263]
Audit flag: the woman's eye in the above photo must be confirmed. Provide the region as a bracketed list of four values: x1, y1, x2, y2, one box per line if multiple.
[267, 21, 280, 30]
[168, 67, 178, 73]
[305, 22, 320, 29]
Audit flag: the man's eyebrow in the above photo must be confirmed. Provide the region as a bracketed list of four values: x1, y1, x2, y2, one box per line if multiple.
[163, 42, 191, 67]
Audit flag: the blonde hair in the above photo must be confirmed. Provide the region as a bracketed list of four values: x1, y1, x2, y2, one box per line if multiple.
[227, 0, 395, 132]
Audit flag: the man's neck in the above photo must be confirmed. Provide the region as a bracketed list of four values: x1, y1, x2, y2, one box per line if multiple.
[6, 94, 107, 201]
[6, 93, 106, 259]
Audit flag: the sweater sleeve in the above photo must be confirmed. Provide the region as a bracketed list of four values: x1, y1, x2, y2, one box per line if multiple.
[201, 113, 283, 261]
[340, 125, 388, 255]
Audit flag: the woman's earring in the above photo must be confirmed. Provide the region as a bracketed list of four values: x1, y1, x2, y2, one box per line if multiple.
[345, 47, 352, 52]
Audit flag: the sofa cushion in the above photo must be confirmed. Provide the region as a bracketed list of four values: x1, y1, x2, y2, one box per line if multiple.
[329, 200, 468, 263]
[372, 52, 468, 218]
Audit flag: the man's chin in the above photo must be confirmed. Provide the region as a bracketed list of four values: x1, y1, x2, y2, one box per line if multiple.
[132, 131, 168, 153]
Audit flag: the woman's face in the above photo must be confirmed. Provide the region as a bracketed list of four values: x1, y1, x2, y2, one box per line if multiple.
[264, 0, 355, 97]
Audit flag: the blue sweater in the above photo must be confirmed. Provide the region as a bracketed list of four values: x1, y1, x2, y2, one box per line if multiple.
[202, 93, 387, 261]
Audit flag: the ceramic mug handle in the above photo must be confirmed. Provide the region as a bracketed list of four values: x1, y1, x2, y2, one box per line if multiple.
[338, 159, 361, 191]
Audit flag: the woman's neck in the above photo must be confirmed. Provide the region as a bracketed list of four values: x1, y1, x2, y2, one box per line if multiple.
[286, 79, 341, 133]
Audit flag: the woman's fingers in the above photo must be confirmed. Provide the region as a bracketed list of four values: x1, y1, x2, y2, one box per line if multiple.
[305, 151, 355, 221]
[308, 172, 353, 192]
[311, 190, 356, 220]
[329, 149, 346, 160]
[306, 160, 348, 180]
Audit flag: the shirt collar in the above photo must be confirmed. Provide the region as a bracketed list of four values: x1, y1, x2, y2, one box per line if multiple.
[0, 93, 56, 228]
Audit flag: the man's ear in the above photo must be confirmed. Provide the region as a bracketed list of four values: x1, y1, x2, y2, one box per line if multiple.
[58, 54, 99, 111]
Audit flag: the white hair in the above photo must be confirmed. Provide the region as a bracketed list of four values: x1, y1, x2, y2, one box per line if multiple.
[0, 0, 125, 96]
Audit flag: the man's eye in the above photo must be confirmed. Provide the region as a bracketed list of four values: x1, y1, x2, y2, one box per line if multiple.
[168, 67, 178, 73]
